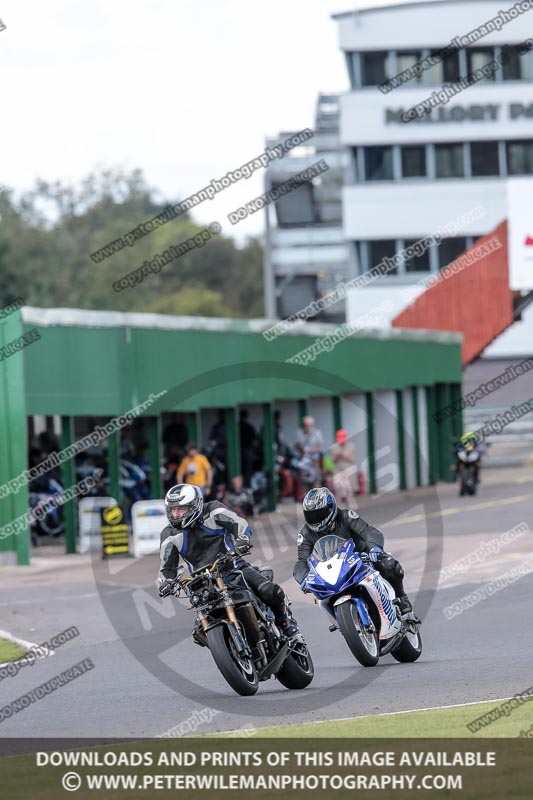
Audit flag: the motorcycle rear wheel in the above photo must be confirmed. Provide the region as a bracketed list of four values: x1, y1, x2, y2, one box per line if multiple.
[207, 624, 259, 696]
[337, 601, 379, 667]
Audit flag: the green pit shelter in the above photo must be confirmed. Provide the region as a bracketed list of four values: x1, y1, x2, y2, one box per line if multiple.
[0, 307, 463, 565]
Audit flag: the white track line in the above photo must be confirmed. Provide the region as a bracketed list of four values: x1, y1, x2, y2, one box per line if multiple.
[209, 697, 519, 737]
[0, 627, 43, 669]
[0, 628, 40, 652]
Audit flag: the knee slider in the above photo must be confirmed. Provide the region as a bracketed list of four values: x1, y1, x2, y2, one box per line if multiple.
[257, 580, 285, 606]
[393, 560, 405, 579]
[379, 555, 403, 580]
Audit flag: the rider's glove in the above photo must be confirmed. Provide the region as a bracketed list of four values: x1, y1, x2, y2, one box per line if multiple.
[234, 536, 251, 556]
[368, 546, 383, 563]
[158, 579, 176, 598]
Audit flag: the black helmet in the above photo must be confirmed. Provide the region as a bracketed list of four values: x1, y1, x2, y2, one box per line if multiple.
[302, 487, 337, 532]
[165, 484, 203, 529]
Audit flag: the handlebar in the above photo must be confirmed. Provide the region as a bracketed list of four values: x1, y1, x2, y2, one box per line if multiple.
[183, 545, 252, 582]
[209, 551, 239, 573]
[187, 552, 239, 578]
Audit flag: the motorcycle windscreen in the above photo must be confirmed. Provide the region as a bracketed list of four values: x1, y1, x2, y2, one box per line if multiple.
[311, 534, 350, 562]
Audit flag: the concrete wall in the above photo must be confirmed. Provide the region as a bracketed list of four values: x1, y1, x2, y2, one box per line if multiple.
[374, 390, 400, 493]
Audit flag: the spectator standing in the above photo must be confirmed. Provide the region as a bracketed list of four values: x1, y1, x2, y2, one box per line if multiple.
[224, 474, 255, 517]
[209, 409, 227, 457]
[294, 416, 324, 460]
[330, 429, 357, 505]
[177, 443, 213, 497]
[239, 409, 259, 485]
[294, 416, 324, 492]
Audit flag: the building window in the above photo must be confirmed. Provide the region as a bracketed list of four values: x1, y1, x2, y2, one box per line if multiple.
[500, 44, 533, 80]
[401, 145, 427, 177]
[273, 181, 318, 225]
[361, 51, 390, 86]
[437, 237, 468, 269]
[427, 48, 461, 84]
[403, 240, 431, 272]
[435, 143, 465, 178]
[354, 241, 365, 274]
[506, 140, 533, 174]
[522, 48, 533, 81]
[351, 147, 360, 182]
[467, 48, 496, 80]
[346, 52, 357, 88]
[396, 51, 423, 82]
[501, 45, 523, 80]
[368, 240, 397, 275]
[364, 146, 394, 180]
[470, 141, 500, 176]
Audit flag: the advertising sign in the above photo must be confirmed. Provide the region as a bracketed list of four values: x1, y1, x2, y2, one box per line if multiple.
[131, 500, 167, 558]
[78, 496, 118, 554]
[100, 505, 129, 558]
[507, 177, 533, 291]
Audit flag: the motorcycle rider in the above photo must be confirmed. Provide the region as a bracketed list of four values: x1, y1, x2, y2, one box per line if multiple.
[293, 487, 418, 620]
[158, 484, 299, 637]
[454, 431, 482, 483]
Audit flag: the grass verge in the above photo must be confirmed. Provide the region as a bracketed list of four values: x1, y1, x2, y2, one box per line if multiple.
[0, 637, 26, 663]
[236, 698, 533, 738]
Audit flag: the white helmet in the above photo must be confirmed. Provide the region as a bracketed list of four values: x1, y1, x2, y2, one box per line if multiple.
[165, 484, 203, 529]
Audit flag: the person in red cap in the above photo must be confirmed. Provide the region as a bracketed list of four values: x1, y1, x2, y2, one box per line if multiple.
[330, 429, 356, 505]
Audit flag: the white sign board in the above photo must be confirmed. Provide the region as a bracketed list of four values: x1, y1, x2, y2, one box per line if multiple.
[78, 496, 118, 554]
[131, 500, 167, 558]
[507, 177, 533, 291]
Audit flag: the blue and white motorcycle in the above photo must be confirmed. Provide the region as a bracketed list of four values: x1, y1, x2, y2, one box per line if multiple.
[304, 534, 422, 667]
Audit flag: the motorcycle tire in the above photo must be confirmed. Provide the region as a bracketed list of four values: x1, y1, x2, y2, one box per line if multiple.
[206, 624, 258, 696]
[392, 628, 422, 663]
[337, 601, 379, 667]
[276, 645, 314, 690]
[39, 510, 64, 536]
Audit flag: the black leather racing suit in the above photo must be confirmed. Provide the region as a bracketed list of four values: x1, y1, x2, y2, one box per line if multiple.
[293, 508, 408, 603]
[159, 501, 289, 619]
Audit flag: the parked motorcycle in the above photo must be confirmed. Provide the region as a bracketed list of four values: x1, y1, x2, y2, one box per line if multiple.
[304, 534, 421, 667]
[120, 459, 151, 503]
[249, 470, 268, 514]
[77, 457, 151, 514]
[291, 453, 322, 501]
[29, 475, 65, 543]
[275, 443, 296, 499]
[171, 550, 314, 696]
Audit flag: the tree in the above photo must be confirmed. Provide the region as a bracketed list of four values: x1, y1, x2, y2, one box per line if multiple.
[0, 169, 264, 319]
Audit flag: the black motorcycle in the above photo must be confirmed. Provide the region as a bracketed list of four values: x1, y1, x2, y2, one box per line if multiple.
[171, 550, 314, 696]
[454, 443, 481, 497]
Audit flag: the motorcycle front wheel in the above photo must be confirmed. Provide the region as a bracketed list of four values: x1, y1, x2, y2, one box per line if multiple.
[337, 601, 379, 667]
[277, 643, 314, 690]
[392, 627, 422, 663]
[207, 624, 259, 696]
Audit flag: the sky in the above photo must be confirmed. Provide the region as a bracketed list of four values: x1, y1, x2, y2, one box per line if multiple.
[0, 0, 424, 241]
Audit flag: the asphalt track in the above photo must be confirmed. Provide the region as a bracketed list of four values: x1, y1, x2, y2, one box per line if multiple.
[1, 467, 532, 746]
